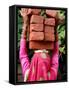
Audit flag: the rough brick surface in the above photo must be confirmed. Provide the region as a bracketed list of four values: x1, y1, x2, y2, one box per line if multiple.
[28, 9, 41, 15]
[29, 32, 44, 41]
[29, 41, 54, 50]
[30, 24, 44, 32]
[44, 33, 55, 41]
[30, 15, 44, 24]
[44, 26, 54, 33]
[46, 10, 58, 18]
[44, 18, 55, 26]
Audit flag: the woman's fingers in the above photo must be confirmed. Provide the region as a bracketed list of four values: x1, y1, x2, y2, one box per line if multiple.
[28, 8, 32, 14]
[20, 8, 28, 17]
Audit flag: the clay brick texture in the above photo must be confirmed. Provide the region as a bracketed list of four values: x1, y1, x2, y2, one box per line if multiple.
[30, 24, 43, 32]
[44, 26, 54, 33]
[30, 15, 44, 24]
[29, 41, 54, 50]
[25, 9, 58, 50]
[29, 32, 44, 41]
[44, 26, 55, 41]
[28, 9, 41, 15]
[46, 10, 58, 18]
[44, 33, 55, 41]
[44, 18, 55, 26]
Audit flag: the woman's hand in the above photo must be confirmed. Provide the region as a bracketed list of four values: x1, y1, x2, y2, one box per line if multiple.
[20, 8, 29, 24]
[20, 8, 29, 39]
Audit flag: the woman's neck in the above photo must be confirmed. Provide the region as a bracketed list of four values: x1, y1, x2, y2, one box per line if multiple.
[34, 49, 49, 53]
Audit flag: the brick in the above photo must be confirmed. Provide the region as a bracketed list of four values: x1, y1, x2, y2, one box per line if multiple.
[30, 15, 44, 24]
[28, 9, 41, 15]
[30, 24, 44, 32]
[29, 41, 54, 50]
[44, 18, 55, 26]
[29, 32, 44, 41]
[44, 33, 55, 41]
[44, 26, 54, 33]
[46, 10, 58, 18]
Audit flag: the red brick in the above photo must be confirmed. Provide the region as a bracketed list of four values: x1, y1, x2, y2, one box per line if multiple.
[29, 32, 44, 41]
[44, 26, 54, 33]
[44, 18, 55, 26]
[44, 33, 55, 41]
[28, 9, 41, 15]
[46, 10, 58, 18]
[29, 41, 54, 50]
[30, 24, 44, 32]
[30, 15, 44, 24]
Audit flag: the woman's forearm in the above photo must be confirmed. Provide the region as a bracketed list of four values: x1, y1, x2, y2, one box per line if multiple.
[19, 19, 30, 77]
[19, 9, 30, 78]
[49, 41, 59, 80]
[19, 37, 30, 76]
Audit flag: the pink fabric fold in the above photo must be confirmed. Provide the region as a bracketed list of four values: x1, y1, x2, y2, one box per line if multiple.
[19, 37, 59, 81]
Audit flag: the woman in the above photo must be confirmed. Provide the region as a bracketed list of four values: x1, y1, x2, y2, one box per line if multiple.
[19, 8, 59, 82]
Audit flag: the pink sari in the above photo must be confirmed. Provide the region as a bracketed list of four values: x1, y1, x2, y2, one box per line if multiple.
[27, 52, 50, 81]
[19, 38, 59, 81]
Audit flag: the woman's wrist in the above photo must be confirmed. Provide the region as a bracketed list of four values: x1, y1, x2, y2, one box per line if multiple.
[21, 23, 28, 39]
[23, 15, 29, 24]
[21, 30, 27, 39]
[20, 13, 29, 40]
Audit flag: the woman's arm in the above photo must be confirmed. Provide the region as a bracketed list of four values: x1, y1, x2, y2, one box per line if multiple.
[50, 41, 59, 79]
[48, 30, 59, 80]
[19, 37, 30, 77]
[47, 12, 64, 80]
[19, 9, 30, 78]
[48, 41, 59, 80]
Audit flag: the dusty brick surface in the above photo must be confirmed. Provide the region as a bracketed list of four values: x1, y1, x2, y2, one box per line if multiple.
[30, 24, 44, 32]
[21, 8, 58, 50]
[28, 10, 57, 50]
[46, 10, 58, 18]
[29, 41, 54, 50]
[44, 33, 55, 41]
[44, 26, 54, 33]
[28, 9, 41, 15]
[44, 18, 55, 26]
[29, 32, 44, 41]
[30, 15, 44, 24]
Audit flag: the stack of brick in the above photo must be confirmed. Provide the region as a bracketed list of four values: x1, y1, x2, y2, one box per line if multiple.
[28, 9, 58, 50]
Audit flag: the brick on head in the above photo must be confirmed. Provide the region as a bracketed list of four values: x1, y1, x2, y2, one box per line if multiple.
[20, 8, 58, 50]
[29, 9, 58, 50]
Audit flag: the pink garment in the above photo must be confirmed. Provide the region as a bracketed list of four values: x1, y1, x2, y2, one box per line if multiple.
[19, 37, 59, 81]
